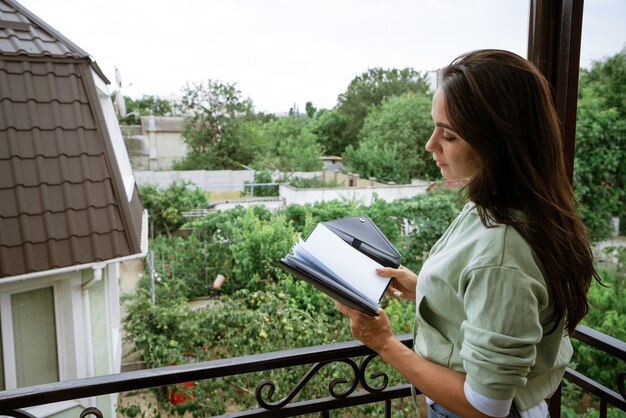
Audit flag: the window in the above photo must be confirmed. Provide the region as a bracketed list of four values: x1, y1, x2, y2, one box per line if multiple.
[11, 287, 59, 387]
[0, 268, 123, 416]
[0, 274, 85, 391]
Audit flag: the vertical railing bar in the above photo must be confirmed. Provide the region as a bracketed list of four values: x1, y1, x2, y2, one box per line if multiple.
[320, 410, 329, 418]
[385, 399, 391, 418]
[600, 398, 607, 418]
[548, 383, 562, 418]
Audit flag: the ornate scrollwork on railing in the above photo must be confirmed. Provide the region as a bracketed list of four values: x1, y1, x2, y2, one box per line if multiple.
[255, 353, 394, 410]
[256, 358, 360, 409]
[359, 353, 389, 393]
[79, 407, 104, 418]
[619, 371, 625, 401]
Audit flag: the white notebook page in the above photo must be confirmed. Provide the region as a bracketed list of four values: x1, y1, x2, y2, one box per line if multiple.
[299, 224, 390, 302]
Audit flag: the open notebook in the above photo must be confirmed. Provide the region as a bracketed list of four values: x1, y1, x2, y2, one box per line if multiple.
[279, 215, 401, 316]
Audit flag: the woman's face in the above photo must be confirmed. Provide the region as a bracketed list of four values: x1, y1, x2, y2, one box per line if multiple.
[425, 88, 481, 180]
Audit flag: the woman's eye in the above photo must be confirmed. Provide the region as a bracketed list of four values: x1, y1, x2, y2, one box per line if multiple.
[442, 134, 456, 141]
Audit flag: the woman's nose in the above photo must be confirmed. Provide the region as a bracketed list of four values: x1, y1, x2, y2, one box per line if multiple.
[425, 131, 438, 153]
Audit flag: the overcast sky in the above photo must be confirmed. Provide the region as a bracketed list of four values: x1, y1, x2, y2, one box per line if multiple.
[18, 0, 626, 114]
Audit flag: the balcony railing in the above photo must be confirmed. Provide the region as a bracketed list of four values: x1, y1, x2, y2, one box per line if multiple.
[0, 326, 624, 418]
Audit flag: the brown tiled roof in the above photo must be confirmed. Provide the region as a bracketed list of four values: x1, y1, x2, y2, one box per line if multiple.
[0, 0, 144, 278]
[0, 0, 108, 80]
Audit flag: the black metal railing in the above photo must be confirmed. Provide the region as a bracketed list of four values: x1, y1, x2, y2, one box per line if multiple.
[0, 328, 624, 417]
[556, 325, 626, 418]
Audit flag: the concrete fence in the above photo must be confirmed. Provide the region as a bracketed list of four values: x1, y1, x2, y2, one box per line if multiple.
[134, 169, 431, 209]
[134, 170, 319, 193]
[321, 170, 386, 187]
[134, 170, 256, 193]
[279, 181, 430, 207]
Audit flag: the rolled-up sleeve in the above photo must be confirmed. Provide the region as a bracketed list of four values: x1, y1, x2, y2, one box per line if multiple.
[459, 266, 548, 400]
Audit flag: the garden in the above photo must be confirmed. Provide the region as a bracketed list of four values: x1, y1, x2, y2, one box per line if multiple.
[118, 50, 626, 417]
[119, 182, 625, 417]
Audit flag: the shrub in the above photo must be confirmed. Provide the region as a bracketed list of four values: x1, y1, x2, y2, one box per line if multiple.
[286, 176, 342, 189]
[125, 190, 463, 415]
[124, 272, 417, 416]
[140, 180, 206, 237]
[570, 247, 625, 389]
[395, 189, 464, 270]
[243, 170, 279, 197]
[191, 206, 295, 294]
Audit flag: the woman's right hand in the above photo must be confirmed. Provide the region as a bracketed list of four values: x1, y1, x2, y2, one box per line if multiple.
[377, 265, 418, 300]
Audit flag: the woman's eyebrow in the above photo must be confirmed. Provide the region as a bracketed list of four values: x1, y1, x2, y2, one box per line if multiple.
[435, 122, 453, 129]
[430, 114, 453, 130]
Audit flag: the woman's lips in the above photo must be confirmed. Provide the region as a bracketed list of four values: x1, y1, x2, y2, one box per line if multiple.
[435, 160, 446, 167]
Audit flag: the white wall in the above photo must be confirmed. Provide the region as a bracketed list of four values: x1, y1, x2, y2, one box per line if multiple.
[279, 182, 430, 206]
[134, 170, 319, 193]
[211, 198, 285, 211]
[153, 132, 187, 169]
[138, 116, 188, 171]
[134, 170, 255, 192]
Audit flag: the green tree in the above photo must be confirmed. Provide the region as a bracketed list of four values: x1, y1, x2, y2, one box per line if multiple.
[119, 95, 173, 125]
[579, 52, 626, 116]
[307, 108, 349, 157]
[173, 80, 257, 170]
[304, 101, 317, 118]
[575, 51, 626, 239]
[189, 206, 295, 293]
[336, 67, 430, 153]
[574, 91, 626, 240]
[139, 180, 206, 237]
[343, 92, 438, 184]
[227, 212, 296, 291]
[252, 115, 323, 172]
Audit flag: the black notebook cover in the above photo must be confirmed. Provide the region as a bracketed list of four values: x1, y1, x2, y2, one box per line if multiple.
[279, 215, 402, 316]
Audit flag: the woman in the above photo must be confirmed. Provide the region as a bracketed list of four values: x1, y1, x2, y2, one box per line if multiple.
[334, 49, 598, 418]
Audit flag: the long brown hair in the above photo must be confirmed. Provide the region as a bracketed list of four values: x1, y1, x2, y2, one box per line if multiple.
[441, 49, 598, 334]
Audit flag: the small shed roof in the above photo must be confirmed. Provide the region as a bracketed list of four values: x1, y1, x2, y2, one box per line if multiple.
[0, 0, 145, 278]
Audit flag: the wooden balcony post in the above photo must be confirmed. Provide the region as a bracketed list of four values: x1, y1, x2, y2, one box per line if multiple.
[527, 0, 584, 182]
[528, 2, 585, 416]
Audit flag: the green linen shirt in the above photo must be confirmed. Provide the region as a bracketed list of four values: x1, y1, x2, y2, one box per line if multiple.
[414, 202, 572, 411]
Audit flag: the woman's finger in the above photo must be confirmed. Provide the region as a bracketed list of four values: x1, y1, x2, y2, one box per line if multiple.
[333, 299, 359, 318]
[385, 285, 398, 295]
[375, 266, 400, 277]
[333, 299, 347, 316]
[385, 285, 403, 298]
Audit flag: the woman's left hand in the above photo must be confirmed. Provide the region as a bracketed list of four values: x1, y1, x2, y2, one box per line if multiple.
[334, 300, 396, 353]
